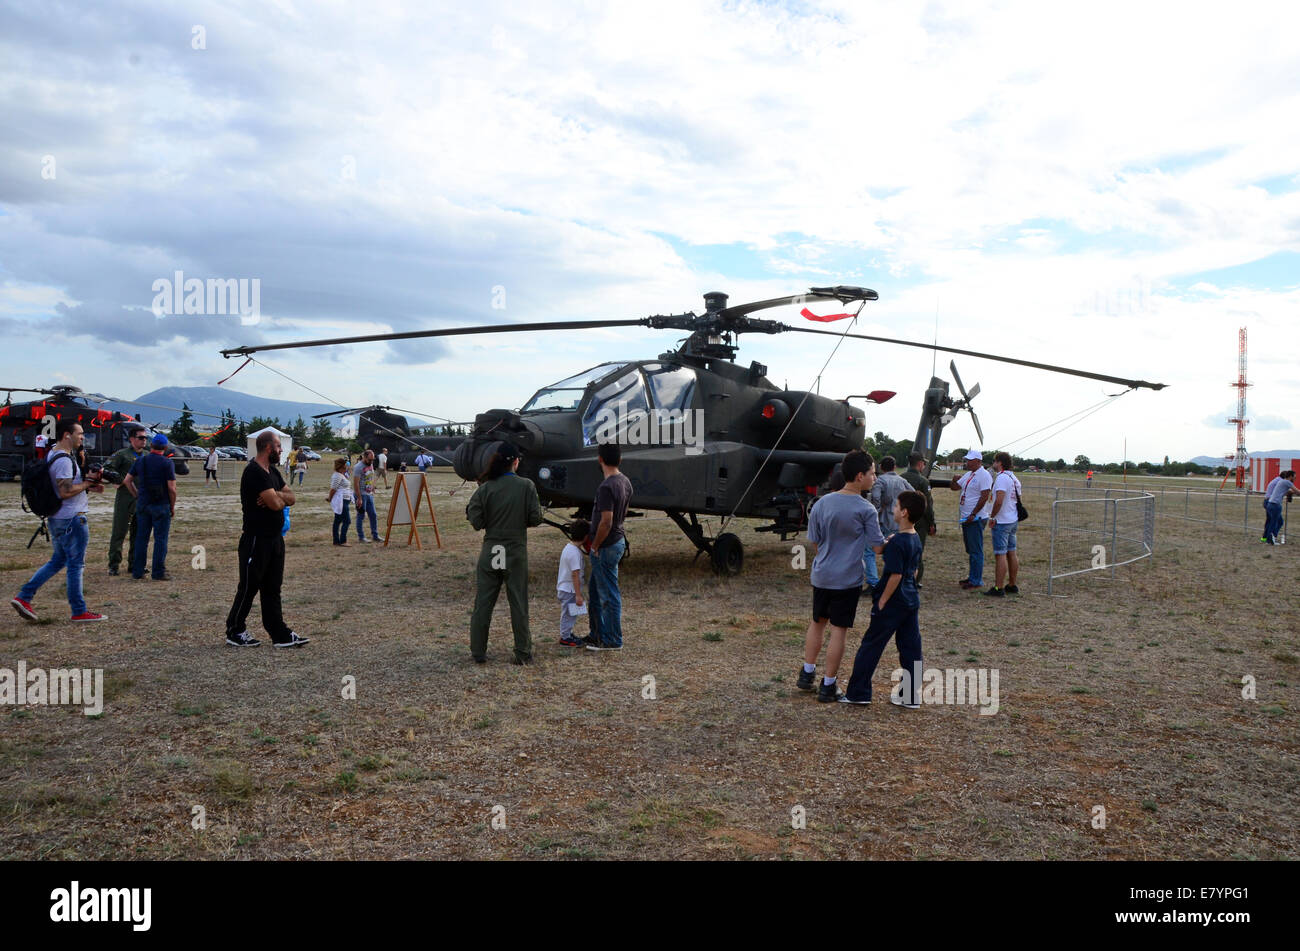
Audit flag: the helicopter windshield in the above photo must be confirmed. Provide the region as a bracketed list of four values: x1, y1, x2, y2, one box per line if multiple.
[520, 362, 628, 412]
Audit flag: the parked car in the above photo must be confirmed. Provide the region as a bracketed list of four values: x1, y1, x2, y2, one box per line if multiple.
[300, 449, 322, 461]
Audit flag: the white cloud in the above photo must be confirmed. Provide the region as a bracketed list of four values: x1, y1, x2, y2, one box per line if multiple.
[1, 0, 1298, 459]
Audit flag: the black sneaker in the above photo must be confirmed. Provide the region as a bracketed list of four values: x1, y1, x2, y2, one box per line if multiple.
[984, 587, 1004, 597]
[272, 632, 310, 648]
[226, 631, 261, 647]
[472, 654, 486, 664]
[580, 634, 599, 646]
[838, 694, 870, 705]
[796, 668, 817, 691]
[107, 567, 119, 576]
[1005, 584, 1019, 594]
[817, 681, 844, 703]
[152, 572, 172, 581]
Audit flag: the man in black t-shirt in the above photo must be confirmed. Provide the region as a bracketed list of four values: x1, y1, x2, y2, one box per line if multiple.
[584, 442, 633, 651]
[225, 430, 309, 648]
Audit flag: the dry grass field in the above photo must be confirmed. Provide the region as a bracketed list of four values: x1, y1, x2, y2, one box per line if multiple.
[1, 462, 1296, 860]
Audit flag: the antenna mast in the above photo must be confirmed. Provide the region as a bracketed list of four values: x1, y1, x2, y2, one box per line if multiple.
[1226, 327, 1251, 489]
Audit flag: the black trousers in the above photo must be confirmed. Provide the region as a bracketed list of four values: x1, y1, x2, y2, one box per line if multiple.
[845, 598, 923, 704]
[225, 532, 292, 641]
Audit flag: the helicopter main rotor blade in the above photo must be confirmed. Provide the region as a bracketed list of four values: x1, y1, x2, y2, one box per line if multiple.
[785, 326, 1166, 391]
[220, 318, 652, 358]
[719, 286, 878, 320]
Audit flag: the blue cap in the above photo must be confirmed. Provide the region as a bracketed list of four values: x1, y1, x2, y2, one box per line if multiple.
[151, 433, 169, 449]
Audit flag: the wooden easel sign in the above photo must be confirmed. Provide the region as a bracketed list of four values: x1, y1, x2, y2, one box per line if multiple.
[384, 472, 442, 549]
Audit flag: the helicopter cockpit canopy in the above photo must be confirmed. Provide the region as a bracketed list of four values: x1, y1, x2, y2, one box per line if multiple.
[520, 362, 627, 413]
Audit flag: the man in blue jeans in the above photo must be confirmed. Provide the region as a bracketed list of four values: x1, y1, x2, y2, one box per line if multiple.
[11, 420, 108, 622]
[124, 433, 178, 580]
[585, 442, 633, 652]
[351, 449, 380, 542]
[949, 449, 992, 590]
[1262, 469, 1296, 544]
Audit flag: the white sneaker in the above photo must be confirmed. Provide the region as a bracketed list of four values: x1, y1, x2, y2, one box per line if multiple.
[890, 694, 921, 710]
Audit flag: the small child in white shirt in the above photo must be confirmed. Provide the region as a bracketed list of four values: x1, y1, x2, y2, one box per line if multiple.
[557, 518, 590, 646]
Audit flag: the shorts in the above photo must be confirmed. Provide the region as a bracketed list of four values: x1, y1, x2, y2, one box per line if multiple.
[991, 521, 1018, 555]
[812, 585, 863, 629]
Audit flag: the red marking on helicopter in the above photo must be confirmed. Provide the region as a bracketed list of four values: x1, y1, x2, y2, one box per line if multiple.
[800, 307, 854, 322]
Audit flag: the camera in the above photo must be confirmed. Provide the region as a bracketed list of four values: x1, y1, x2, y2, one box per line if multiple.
[88, 463, 120, 485]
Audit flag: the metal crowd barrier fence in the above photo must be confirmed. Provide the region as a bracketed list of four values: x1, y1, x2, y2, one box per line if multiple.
[1018, 485, 1155, 595]
[1016, 477, 1264, 538]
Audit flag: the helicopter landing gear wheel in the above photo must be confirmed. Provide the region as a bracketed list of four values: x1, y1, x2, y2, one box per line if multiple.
[711, 533, 743, 575]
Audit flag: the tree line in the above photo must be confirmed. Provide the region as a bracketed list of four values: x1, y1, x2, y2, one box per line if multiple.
[167, 405, 337, 448]
[861, 431, 1228, 476]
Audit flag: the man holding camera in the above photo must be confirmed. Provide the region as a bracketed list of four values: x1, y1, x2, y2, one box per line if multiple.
[106, 424, 148, 576]
[11, 420, 107, 622]
[123, 433, 177, 581]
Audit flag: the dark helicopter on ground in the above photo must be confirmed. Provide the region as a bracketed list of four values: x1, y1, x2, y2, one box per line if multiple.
[221, 285, 1165, 573]
[310, 405, 467, 467]
[1, 385, 191, 482]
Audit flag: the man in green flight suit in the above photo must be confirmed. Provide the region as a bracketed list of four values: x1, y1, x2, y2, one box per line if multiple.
[466, 443, 543, 665]
[106, 424, 149, 576]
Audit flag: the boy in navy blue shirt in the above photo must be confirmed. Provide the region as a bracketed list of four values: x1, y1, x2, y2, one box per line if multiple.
[842, 490, 926, 707]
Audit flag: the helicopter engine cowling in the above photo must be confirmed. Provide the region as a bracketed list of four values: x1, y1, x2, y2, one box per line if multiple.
[758, 393, 865, 452]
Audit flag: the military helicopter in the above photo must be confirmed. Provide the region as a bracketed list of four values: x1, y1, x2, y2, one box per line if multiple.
[310, 405, 467, 467]
[221, 285, 1165, 573]
[0, 385, 191, 481]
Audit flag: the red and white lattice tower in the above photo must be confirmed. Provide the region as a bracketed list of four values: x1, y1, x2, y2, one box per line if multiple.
[1227, 327, 1250, 488]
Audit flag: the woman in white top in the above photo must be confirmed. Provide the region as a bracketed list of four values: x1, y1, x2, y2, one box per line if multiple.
[328, 457, 353, 546]
[204, 447, 220, 487]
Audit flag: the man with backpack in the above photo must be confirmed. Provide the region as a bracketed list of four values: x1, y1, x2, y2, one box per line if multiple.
[985, 451, 1023, 597]
[11, 420, 108, 622]
[123, 433, 178, 581]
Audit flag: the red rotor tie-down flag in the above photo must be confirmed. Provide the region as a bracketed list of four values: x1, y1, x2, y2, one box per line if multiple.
[800, 307, 853, 323]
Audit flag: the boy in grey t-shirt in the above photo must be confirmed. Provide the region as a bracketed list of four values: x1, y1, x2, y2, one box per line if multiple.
[798, 451, 885, 702]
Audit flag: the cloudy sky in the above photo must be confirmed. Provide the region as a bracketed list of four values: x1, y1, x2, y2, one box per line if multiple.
[2, 0, 1297, 462]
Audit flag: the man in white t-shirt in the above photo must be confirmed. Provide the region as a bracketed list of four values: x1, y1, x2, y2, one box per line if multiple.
[986, 451, 1023, 597]
[377, 449, 389, 488]
[948, 448, 992, 590]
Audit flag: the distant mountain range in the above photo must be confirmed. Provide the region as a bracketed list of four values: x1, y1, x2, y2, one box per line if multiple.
[102, 387, 339, 428]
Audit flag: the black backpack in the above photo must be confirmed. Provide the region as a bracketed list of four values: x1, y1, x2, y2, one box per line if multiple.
[21, 450, 72, 518]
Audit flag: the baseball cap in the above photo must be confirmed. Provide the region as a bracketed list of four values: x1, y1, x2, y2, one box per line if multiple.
[151, 433, 169, 449]
[964, 449, 983, 460]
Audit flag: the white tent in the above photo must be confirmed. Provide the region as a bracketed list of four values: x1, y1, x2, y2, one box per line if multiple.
[247, 426, 292, 458]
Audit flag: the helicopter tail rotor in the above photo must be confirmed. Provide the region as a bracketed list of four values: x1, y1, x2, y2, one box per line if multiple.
[949, 360, 984, 445]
